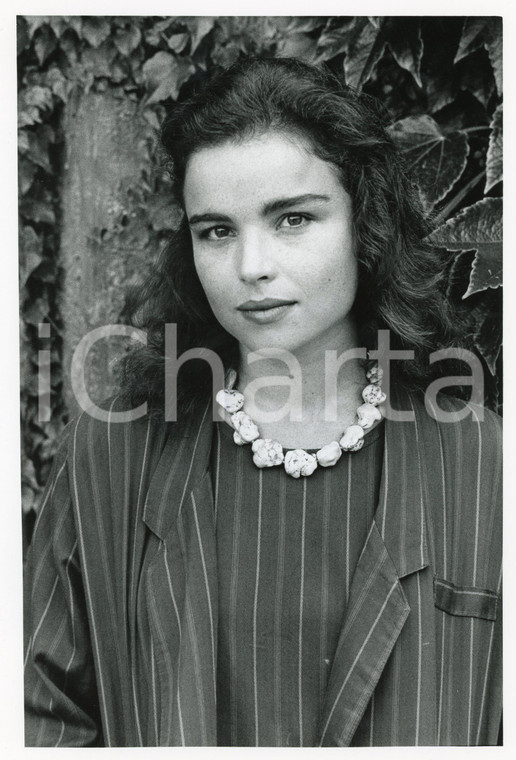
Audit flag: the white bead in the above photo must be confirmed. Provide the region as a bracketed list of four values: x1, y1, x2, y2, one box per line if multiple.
[216, 389, 245, 414]
[339, 424, 365, 451]
[366, 365, 384, 384]
[316, 441, 342, 467]
[362, 384, 387, 406]
[251, 438, 284, 468]
[231, 411, 260, 442]
[356, 402, 382, 429]
[233, 430, 246, 446]
[284, 449, 318, 478]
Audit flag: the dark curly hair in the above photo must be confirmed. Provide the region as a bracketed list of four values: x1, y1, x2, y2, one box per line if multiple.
[119, 56, 467, 420]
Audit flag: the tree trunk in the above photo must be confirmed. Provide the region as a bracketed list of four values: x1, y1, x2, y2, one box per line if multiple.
[59, 91, 151, 417]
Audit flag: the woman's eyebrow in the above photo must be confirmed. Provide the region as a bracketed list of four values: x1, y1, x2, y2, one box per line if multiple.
[188, 212, 233, 226]
[262, 193, 331, 215]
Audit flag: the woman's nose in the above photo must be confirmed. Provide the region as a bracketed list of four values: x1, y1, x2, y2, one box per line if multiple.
[237, 230, 278, 283]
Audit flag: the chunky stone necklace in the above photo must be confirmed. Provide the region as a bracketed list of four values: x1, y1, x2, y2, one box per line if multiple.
[216, 364, 386, 478]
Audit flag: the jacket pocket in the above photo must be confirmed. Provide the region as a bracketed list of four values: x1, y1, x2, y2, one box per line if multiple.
[433, 576, 499, 621]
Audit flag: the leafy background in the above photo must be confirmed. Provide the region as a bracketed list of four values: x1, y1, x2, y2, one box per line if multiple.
[18, 16, 502, 548]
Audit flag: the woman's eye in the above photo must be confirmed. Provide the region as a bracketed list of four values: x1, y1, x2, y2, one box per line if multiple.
[279, 214, 310, 229]
[202, 226, 233, 240]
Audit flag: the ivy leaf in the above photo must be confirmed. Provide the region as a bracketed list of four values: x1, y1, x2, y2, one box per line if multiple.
[186, 17, 216, 54]
[463, 228, 502, 298]
[142, 107, 163, 131]
[314, 31, 349, 62]
[21, 456, 39, 492]
[82, 17, 111, 48]
[19, 226, 43, 288]
[114, 23, 142, 57]
[25, 16, 48, 40]
[81, 39, 118, 79]
[23, 84, 54, 111]
[34, 24, 57, 65]
[20, 197, 55, 225]
[109, 58, 130, 84]
[277, 32, 318, 62]
[23, 295, 50, 326]
[314, 18, 357, 63]
[344, 18, 385, 89]
[285, 17, 326, 34]
[485, 104, 502, 193]
[388, 115, 469, 211]
[38, 435, 60, 464]
[144, 18, 175, 47]
[18, 125, 54, 173]
[210, 17, 275, 66]
[427, 198, 502, 298]
[45, 67, 70, 102]
[385, 18, 423, 87]
[18, 103, 40, 129]
[21, 458, 40, 514]
[167, 33, 189, 54]
[143, 52, 195, 104]
[210, 39, 240, 68]
[454, 17, 490, 62]
[454, 17, 502, 95]
[445, 249, 475, 301]
[48, 17, 67, 38]
[18, 86, 53, 127]
[18, 132, 30, 159]
[470, 288, 502, 375]
[64, 16, 83, 38]
[19, 158, 37, 195]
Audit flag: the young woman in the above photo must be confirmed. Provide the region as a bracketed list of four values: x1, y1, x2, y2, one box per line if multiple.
[24, 57, 502, 747]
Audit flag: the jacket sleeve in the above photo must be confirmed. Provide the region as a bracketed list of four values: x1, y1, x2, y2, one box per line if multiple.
[24, 428, 103, 747]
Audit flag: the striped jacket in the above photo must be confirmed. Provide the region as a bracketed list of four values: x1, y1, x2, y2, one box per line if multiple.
[24, 388, 502, 746]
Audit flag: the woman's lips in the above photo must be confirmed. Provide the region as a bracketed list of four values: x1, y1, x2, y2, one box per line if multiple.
[237, 299, 297, 324]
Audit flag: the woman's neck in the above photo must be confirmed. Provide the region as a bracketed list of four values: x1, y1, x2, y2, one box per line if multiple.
[234, 330, 367, 449]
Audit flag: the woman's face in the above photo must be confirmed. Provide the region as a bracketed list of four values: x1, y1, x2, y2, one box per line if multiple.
[183, 130, 358, 357]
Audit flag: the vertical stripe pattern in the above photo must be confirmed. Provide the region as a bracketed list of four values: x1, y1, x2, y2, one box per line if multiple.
[213, 420, 383, 746]
[24, 390, 502, 747]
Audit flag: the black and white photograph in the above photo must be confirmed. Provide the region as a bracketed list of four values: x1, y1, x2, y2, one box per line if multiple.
[7, 5, 506, 750]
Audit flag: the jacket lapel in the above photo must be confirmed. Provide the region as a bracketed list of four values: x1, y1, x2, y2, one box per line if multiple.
[318, 388, 429, 747]
[142, 401, 214, 541]
[140, 403, 218, 745]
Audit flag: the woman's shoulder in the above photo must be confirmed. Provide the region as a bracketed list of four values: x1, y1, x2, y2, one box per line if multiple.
[409, 390, 501, 441]
[63, 395, 172, 474]
[428, 391, 501, 424]
[407, 390, 502, 484]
